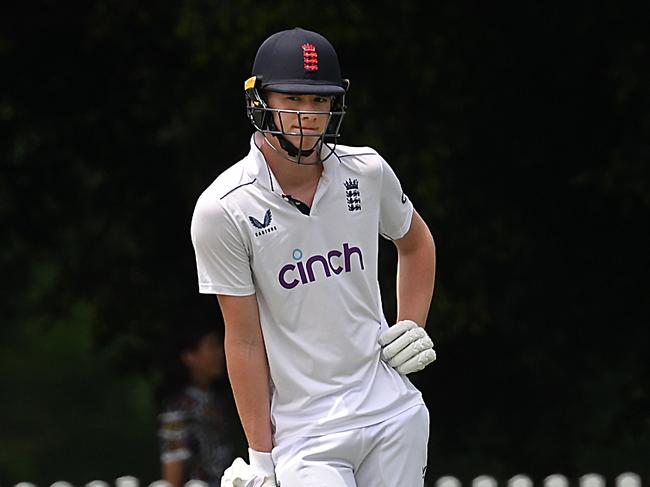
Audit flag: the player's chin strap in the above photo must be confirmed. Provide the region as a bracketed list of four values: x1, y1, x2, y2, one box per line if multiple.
[261, 132, 325, 165]
[259, 133, 336, 167]
[273, 132, 317, 158]
[266, 116, 321, 164]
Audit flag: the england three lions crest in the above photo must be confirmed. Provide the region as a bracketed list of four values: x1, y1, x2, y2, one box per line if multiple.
[344, 178, 361, 212]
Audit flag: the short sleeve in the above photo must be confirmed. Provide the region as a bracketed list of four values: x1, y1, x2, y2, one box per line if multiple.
[190, 195, 255, 295]
[158, 409, 192, 463]
[378, 157, 414, 240]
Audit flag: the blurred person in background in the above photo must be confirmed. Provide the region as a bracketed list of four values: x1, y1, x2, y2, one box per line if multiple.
[157, 299, 245, 487]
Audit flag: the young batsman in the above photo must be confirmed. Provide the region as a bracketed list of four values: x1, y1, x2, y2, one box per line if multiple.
[191, 27, 437, 487]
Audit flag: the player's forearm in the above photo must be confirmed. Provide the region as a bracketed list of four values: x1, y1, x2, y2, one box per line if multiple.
[396, 217, 436, 326]
[225, 336, 274, 452]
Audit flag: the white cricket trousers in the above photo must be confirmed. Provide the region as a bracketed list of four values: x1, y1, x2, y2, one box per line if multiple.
[272, 404, 429, 487]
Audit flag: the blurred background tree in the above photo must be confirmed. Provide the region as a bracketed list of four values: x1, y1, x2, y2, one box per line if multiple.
[1, 1, 648, 485]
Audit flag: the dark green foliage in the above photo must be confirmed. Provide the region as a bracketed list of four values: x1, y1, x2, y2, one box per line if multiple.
[1, 1, 648, 484]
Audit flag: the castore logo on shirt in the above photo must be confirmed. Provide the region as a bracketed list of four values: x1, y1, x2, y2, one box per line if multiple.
[248, 209, 277, 237]
[278, 243, 365, 289]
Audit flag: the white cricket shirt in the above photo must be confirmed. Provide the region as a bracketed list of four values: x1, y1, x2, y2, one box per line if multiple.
[191, 135, 424, 442]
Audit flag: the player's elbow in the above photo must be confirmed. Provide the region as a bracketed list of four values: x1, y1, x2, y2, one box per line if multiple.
[395, 211, 435, 257]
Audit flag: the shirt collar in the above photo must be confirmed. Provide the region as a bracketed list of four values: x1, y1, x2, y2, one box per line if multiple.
[245, 133, 282, 194]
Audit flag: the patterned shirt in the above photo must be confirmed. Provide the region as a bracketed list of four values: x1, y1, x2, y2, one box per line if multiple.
[158, 385, 238, 486]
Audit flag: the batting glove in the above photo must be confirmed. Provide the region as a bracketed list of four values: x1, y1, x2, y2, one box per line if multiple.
[378, 320, 436, 375]
[220, 449, 276, 487]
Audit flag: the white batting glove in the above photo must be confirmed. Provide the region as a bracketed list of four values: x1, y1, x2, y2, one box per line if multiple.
[378, 320, 436, 375]
[248, 449, 276, 487]
[220, 457, 255, 487]
[220, 449, 276, 487]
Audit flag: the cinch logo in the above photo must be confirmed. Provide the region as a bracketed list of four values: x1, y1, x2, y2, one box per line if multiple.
[278, 243, 365, 289]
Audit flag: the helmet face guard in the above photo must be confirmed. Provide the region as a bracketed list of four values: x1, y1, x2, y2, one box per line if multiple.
[244, 28, 349, 164]
[245, 76, 348, 163]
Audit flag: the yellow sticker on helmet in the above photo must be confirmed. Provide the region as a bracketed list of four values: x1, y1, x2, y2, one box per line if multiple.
[245, 76, 257, 91]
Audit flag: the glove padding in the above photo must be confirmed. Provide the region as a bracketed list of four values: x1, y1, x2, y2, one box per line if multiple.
[221, 449, 276, 487]
[378, 320, 436, 374]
